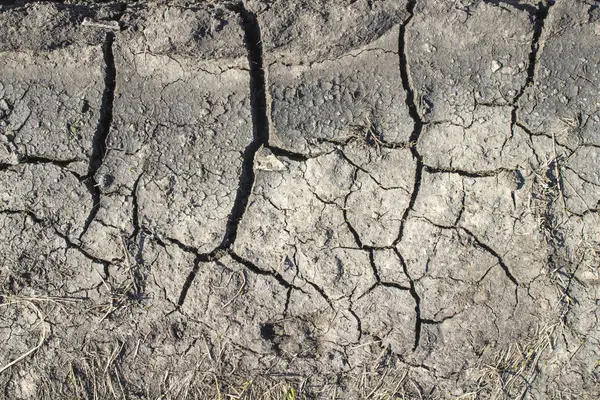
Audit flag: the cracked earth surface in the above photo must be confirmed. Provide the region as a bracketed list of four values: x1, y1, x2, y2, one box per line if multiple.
[0, 0, 599, 399]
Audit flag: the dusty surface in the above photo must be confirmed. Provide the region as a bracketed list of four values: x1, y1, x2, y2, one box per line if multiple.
[0, 0, 599, 399]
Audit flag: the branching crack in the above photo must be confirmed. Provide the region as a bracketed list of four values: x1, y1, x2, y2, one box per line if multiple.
[2, 209, 110, 268]
[178, 4, 271, 304]
[219, 4, 269, 251]
[386, 0, 427, 351]
[394, 0, 424, 248]
[303, 279, 335, 310]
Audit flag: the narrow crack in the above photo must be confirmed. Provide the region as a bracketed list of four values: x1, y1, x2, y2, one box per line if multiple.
[415, 215, 520, 291]
[267, 145, 311, 162]
[348, 307, 363, 343]
[460, 226, 519, 288]
[343, 169, 365, 248]
[368, 248, 381, 282]
[129, 173, 143, 240]
[510, 1, 554, 138]
[423, 164, 516, 178]
[14, 155, 82, 169]
[283, 287, 292, 316]
[394, 248, 423, 350]
[157, 235, 223, 307]
[0, 155, 84, 183]
[80, 32, 117, 239]
[380, 281, 411, 292]
[177, 256, 202, 306]
[2, 209, 110, 268]
[229, 250, 305, 294]
[304, 279, 335, 310]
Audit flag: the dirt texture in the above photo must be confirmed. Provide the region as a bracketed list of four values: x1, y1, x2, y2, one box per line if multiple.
[0, 0, 599, 399]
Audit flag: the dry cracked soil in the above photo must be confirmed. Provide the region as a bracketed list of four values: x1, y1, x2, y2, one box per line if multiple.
[0, 0, 599, 399]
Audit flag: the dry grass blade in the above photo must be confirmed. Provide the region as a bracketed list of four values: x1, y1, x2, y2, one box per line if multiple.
[477, 322, 559, 400]
[0, 298, 48, 374]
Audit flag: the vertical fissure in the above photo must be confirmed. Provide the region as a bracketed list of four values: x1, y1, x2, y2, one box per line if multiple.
[178, 5, 270, 306]
[220, 4, 270, 249]
[397, 0, 425, 350]
[80, 32, 117, 238]
[510, 1, 554, 135]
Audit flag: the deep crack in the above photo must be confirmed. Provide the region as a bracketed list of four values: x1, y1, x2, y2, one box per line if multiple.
[395, 0, 425, 350]
[80, 32, 117, 239]
[178, 5, 270, 304]
[219, 4, 269, 250]
[395, 0, 424, 249]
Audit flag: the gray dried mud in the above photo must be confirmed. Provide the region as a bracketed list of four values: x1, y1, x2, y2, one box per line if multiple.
[0, 1, 599, 399]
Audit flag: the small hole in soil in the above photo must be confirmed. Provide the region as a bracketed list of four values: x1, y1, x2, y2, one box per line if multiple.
[102, 174, 115, 189]
[260, 323, 276, 341]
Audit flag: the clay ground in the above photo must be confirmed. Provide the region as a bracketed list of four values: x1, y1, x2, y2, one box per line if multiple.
[0, 0, 599, 399]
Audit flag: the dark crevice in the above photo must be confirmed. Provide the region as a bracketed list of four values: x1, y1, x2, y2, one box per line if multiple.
[423, 164, 515, 178]
[178, 5, 271, 304]
[399, 0, 422, 160]
[168, 243, 222, 307]
[394, 248, 422, 350]
[15, 155, 81, 169]
[0, 156, 84, 182]
[348, 308, 363, 342]
[416, 215, 520, 291]
[368, 248, 381, 282]
[177, 256, 202, 306]
[394, 160, 423, 247]
[422, 312, 459, 325]
[283, 287, 292, 316]
[343, 170, 364, 249]
[523, 2, 553, 89]
[3, 209, 110, 267]
[229, 251, 302, 293]
[510, 2, 554, 137]
[267, 145, 311, 162]
[219, 4, 269, 250]
[153, 231, 223, 307]
[394, 0, 424, 249]
[380, 281, 411, 292]
[80, 32, 117, 239]
[393, 0, 425, 350]
[129, 174, 143, 240]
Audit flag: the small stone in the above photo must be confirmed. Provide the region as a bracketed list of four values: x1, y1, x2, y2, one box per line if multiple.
[491, 60, 502, 72]
[254, 146, 286, 171]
